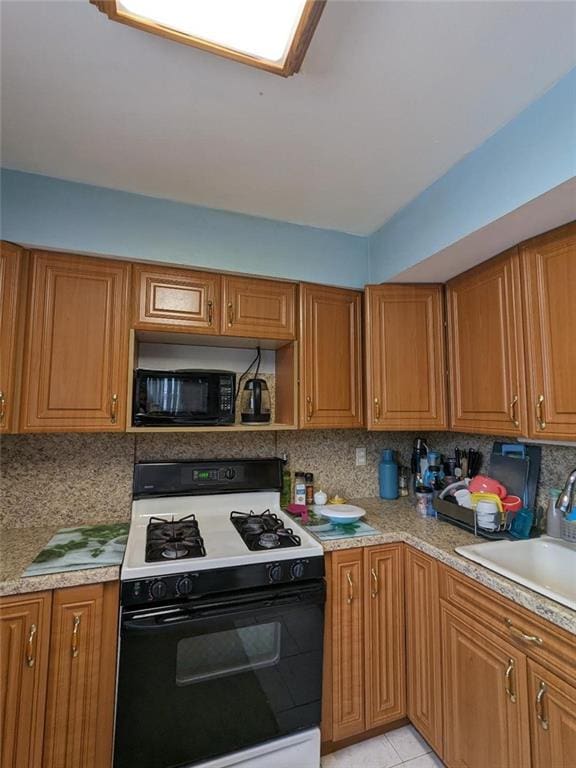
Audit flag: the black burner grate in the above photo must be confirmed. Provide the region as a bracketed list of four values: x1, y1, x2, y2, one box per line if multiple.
[230, 510, 301, 551]
[145, 513, 206, 562]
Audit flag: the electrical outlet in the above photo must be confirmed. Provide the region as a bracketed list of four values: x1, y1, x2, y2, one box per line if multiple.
[355, 447, 367, 466]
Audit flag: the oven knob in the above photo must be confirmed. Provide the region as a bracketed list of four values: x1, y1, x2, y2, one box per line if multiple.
[149, 579, 168, 600]
[268, 564, 283, 583]
[225, 468, 236, 480]
[176, 576, 194, 596]
[290, 562, 305, 580]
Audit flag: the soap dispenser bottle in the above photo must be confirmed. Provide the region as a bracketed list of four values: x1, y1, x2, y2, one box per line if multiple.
[379, 449, 398, 500]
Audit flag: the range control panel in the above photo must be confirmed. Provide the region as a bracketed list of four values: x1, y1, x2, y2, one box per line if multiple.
[121, 556, 325, 607]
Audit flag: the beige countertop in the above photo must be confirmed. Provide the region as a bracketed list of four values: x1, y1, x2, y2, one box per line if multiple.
[1, 499, 574, 636]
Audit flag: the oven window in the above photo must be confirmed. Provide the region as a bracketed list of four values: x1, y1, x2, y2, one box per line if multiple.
[176, 622, 281, 686]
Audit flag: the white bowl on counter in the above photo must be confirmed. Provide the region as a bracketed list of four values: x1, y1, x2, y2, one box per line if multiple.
[313, 504, 366, 525]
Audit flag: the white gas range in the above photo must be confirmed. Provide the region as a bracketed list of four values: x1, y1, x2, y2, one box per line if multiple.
[115, 458, 324, 768]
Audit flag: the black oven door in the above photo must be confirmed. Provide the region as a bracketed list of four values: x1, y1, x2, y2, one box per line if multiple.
[114, 581, 325, 768]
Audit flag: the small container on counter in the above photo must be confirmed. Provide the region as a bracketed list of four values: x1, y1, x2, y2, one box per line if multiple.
[398, 467, 409, 497]
[415, 487, 435, 518]
[546, 488, 563, 538]
[305, 473, 314, 505]
[293, 472, 306, 505]
[313, 490, 328, 505]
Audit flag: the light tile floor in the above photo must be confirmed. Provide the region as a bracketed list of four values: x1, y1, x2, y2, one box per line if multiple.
[321, 725, 445, 768]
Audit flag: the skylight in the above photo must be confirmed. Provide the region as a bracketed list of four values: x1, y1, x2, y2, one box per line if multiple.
[91, 1, 326, 76]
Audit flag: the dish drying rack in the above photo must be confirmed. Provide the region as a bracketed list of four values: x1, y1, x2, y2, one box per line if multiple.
[434, 497, 516, 541]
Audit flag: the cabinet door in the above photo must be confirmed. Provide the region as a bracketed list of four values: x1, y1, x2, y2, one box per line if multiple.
[132, 263, 220, 333]
[222, 275, 296, 340]
[0, 242, 27, 434]
[0, 591, 51, 768]
[300, 284, 363, 428]
[43, 582, 119, 768]
[20, 252, 130, 432]
[521, 223, 576, 440]
[405, 548, 443, 757]
[528, 659, 576, 768]
[365, 285, 447, 430]
[447, 248, 527, 435]
[441, 603, 531, 768]
[330, 549, 365, 741]
[364, 544, 405, 730]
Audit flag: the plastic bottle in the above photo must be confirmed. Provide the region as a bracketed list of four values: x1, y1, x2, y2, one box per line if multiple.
[379, 449, 398, 500]
[546, 488, 563, 538]
[294, 472, 306, 505]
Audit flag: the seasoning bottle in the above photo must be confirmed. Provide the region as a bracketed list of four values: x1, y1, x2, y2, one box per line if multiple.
[305, 472, 314, 505]
[294, 472, 306, 505]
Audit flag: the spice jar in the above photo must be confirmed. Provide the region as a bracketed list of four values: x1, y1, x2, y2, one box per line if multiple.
[305, 473, 314, 505]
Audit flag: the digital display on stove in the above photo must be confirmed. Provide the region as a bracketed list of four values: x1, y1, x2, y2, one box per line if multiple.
[193, 469, 217, 481]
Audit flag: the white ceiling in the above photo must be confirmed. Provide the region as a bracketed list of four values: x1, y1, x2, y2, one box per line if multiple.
[2, 0, 575, 235]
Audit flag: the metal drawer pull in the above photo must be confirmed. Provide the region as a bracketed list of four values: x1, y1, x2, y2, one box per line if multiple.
[71, 615, 81, 658]
[509, 394, 519, 427]
[346, 572, 354, 605]
[505, 618, 543, 646]
[207, 300, 214, 326]
[110, 393, 118, 424]
[536, 394, 546, 430]
[227, 302, 234, 326]
[536, 682, 549, 730]
[0, 390, 5, 423]
[370, 567, 378, 599]
[25, 624, 37, 668]
[306, 396, 313, 421]
[504, 658, 516, 703]
[374, 397, 381, 421]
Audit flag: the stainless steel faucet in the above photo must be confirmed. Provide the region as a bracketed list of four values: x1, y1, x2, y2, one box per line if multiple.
[556, 468, 576, 515]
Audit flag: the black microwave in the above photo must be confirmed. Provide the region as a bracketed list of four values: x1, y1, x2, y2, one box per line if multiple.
[133, 370, 236, 426]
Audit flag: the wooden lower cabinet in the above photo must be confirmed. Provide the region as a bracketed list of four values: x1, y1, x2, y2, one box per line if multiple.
[326, 545, 405, 746]
[405, 547, 443, 757]
[441, 601, 531, 768]
[527, 660, 576, 768]
[0, 582, 119, 768]
[0, 591, 52, 768]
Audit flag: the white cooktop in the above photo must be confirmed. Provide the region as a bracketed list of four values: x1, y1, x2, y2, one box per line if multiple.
[122, 491, 323, 581]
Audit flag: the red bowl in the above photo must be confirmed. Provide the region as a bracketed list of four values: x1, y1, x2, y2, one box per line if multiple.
[502, 495, 522, 512]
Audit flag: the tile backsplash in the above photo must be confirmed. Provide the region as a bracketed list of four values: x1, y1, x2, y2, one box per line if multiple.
[1, 429, 575, 527]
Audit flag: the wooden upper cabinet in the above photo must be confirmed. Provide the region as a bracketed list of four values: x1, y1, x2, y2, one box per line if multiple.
[365, 284, 447, 430]
[0, 242, 27, 434]
[405, 547, 443, 757]
[528, 659, 576, 768]
[0, 591, 52, 768]
[441, 603, 531, 768]
[364, 545, 405, 730]
[446, 248, 527, 435]
[43, 583, 119, 768]
[221, 275, 296, 340]
[521, 222, 576, 440]
[300, 284, 363, 428]
[330, 548, 365, 742]
[132, 263, 220, 333]
[20, 251, 130, 432]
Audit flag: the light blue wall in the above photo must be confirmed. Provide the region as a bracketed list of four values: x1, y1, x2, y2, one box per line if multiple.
[0, 169, 369, 288]
[369, 67, 576, 282]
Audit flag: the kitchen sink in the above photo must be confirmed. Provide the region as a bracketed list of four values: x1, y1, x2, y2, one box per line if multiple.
[455, 536, 576, 610]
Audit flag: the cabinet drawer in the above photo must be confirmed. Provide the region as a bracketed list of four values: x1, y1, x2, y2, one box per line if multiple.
[440, 566, 576, 682]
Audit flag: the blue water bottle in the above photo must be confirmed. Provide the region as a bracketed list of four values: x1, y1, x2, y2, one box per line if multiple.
[379, 449, 398, 500]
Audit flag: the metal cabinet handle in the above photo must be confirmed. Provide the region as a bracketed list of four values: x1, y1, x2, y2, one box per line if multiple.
[110, 393, 118, 424]
[227, 302, 234, 327]
[25, 624, 37, 668]
[536, 682, 549, 730]
[346, 572, 354, 605]
[370, 567, 379, 599]
[71, 615, 81, 658]
[509, 394, 519, 428]
[536, 394, 546, 430]
[207, 300, 214, 326]
[0, 390, 5, 424]
[505, 618, 543, 646]
[373, 397, 381, 421]
[504, 658, 516, 703]
[306, 396, 313, 421]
